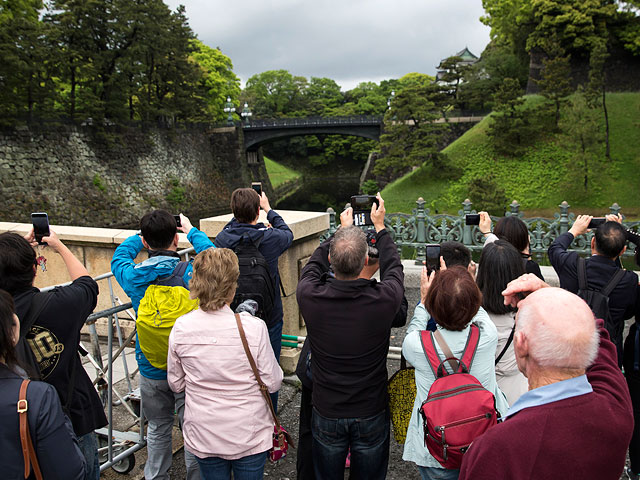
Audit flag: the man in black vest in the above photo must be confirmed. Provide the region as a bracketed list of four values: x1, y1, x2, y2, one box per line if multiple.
[548, 214, 639, 366]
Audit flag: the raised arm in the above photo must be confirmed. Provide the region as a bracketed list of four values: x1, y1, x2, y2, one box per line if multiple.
[27, 229, 89, 281]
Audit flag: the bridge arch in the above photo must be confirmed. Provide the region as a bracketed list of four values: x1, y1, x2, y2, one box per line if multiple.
[242, 116, 383, 150]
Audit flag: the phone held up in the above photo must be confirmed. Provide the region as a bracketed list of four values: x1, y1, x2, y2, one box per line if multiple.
[174, 215, 182, 228]
[588, 217, 606, 229]
[31, 212, 50, 245]
[465, 214, 480, 226]
[426, 244, 441, 275]
[252, 182, 262, 196]
[351, 195, 379, 227]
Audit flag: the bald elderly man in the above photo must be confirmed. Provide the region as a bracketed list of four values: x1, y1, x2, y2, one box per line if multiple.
[459, 274, 633, 480]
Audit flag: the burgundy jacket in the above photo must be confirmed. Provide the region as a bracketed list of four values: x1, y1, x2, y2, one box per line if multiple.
[459, 320, 633, 480]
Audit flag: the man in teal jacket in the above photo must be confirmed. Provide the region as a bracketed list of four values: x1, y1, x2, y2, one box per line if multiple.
[111, 210, 214, 480]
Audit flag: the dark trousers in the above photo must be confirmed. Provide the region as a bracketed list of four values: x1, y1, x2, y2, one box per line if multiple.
[311, 407, 390, 480]
[625, 325, 640, 473]
[296, 384, 316, 480]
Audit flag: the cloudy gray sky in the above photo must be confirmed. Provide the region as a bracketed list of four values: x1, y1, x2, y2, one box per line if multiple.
[164, 0, 491, 91]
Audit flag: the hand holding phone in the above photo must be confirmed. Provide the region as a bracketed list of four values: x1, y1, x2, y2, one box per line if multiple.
[252, 182, 262, 196]
[426, 244, 441, 275]
[31, 213, 50, 245]
[174, 215, 182, 227]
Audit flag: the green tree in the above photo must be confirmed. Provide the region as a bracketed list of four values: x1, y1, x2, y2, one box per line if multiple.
[242, 69, 309, 117]
[437, 56, 470, 101]
[375, 83, 449, 179]
[536, 37, 573, 128]
[560, 89, 604, 192]
[190, 40, 240, 122]
[585, 38, 611, 160]
[487, 77, 530, 154]
[304, 77, 343, 116]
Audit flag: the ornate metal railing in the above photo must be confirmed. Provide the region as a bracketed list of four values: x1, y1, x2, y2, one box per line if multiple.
[242, 115, 383, 129]
[322, 198, 640, 265]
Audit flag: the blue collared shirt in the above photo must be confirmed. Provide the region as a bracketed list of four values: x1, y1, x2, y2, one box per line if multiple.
[504, 374, 593, 419]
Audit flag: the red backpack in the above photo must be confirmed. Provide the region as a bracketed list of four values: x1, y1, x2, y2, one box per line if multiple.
[419, 324, 498, 469]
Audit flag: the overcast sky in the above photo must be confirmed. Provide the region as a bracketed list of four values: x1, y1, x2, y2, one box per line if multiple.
[164, 0, 492, 91]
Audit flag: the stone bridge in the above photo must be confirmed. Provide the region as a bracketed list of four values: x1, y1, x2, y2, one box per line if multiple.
[241, 112, 487, 150]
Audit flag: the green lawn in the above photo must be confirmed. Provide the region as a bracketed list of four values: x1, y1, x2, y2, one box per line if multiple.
[382, 92, 640, 218]
[264, 155, 301, 189]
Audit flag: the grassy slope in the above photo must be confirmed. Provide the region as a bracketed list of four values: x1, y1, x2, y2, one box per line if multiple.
[382, 92, 640, 217]
[264, 155, 301, 189]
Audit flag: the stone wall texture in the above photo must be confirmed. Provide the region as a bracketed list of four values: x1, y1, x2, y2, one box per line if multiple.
[0, 124, 270, 228]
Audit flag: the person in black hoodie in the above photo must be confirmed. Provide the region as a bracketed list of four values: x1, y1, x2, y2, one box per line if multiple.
[214, 188, 293, 408]
[296, 193, 404, 480]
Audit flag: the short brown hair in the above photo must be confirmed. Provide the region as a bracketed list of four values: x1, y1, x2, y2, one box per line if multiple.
[189, 248, 239, 311]
[231, 188, 260, 224]
[425, 266, 482, 331]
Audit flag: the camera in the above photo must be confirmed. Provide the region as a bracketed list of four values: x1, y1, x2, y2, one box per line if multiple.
[174, 215, 181, 228]
[31, 212, 50, 245]
[465, 214, 480, 226]
[351, 195, 379, 227]
[588, 217, 606, 229]
[426, 244, 441, 275]
[251, 182, 262, 196]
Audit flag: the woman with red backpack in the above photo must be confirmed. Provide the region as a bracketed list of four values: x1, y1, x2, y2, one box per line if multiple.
[401, 265, 509, 480]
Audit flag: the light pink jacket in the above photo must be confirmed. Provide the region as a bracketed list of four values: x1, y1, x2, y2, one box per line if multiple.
[167, 305, 283, 460]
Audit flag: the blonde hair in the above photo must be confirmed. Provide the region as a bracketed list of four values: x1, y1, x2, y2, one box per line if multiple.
[189, 248, 239, 311]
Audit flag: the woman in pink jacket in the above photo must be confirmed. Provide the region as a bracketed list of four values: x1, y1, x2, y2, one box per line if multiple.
[168, 248, 283, 479]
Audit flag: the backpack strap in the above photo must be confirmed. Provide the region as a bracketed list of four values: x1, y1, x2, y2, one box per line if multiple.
[600, 268, 626, 298]
[18, 380, 43, 480]
[577, 256, 588, 292]
[420, 325, 480, 377]
[459, 324, 481, 372]
[155, 260, 190, 288]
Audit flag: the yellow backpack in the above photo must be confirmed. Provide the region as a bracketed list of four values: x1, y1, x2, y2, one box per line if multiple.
[136, 262, 198, 370]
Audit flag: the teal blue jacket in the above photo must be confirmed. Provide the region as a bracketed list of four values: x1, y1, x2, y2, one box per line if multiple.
[111, 228, 214, 379]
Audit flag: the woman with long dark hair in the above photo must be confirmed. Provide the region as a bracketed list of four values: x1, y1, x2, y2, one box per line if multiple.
[479, 212, 545, 281]
[0, 289, 85, 479]
[476, 240, 529, 404]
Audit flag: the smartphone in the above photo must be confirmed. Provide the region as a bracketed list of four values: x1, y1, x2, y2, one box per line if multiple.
[251, 182, 262, 196]
[588, 217, 606, 229]
[31, 212, 50, 245]
[426, 244, 441, 275]
[351, 195, 380, 227]
[465, 214, 480, 226]
[174, 215, 181, 228]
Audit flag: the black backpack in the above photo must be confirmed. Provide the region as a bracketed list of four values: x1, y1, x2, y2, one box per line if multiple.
[576, 256, 625, 331]
[231, 233, 276, 322]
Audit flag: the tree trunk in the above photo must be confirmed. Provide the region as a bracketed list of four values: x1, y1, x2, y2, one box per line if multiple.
[602, 87, 610, 160]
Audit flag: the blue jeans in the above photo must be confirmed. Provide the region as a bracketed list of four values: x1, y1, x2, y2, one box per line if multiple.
[78, 432, 99, 480]
[196, 451, 267, 480]
[419, 466, 460, 480]
[267, 320, 283, 411]
[312, 407, 390, 480]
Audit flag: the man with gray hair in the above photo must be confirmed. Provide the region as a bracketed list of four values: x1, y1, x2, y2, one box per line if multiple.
[297, 193, 404, 480]
[459, 274, 633, 480]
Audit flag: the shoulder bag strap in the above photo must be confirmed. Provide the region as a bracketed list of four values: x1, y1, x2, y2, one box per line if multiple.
[495, 322, 516, 366]
[18, 380, 43, 480]
[432, 329, 460, 373]
[601, 268, 626, 297]
[234, 313, 280, 429]
[577, 256, 588, 291]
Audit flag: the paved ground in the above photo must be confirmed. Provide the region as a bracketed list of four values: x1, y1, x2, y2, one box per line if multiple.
[94, 263, 636, 479]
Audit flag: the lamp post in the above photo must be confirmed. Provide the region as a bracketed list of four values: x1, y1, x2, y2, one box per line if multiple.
[241, 102, 252, 125]
[387, 90, 395, 110]
[223, 97, 236, 126]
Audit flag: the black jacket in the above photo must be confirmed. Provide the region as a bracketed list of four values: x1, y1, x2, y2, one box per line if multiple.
[548, 232, 639, 365]
[214, 210, 293, 327]
[0, 364, 85, 479]
[296, 229, 405, 418]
